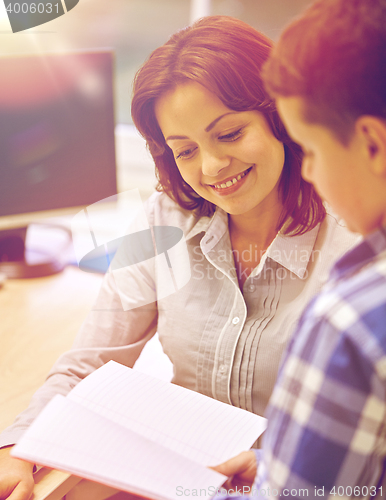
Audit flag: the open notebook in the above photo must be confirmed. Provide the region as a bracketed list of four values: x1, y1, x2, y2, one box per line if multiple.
[12, 361, 267, 500]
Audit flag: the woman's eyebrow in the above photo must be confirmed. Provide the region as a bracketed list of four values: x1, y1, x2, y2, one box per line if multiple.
[166, 134, 189, 141]
[165, 112, 239, 142]
[205, 112, 238, 132]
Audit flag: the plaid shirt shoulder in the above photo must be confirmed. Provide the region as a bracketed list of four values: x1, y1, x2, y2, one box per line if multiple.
[255, 228, 386, 499]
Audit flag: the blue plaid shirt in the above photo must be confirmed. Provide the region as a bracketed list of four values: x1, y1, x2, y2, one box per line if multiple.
[232, 227, 386, 499]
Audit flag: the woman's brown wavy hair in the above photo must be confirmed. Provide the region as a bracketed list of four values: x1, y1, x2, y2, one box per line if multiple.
[131, 15, 325, 235]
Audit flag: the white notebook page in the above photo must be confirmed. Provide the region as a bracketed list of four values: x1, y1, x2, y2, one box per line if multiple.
[67, 361, 267, 466]
[13, 395, 225, 500]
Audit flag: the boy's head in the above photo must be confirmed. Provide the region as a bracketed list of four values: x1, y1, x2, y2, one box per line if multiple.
[262, 0, 386, 235]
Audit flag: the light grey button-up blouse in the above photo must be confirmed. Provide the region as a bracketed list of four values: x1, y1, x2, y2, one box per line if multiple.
[0, 192, 359, 448]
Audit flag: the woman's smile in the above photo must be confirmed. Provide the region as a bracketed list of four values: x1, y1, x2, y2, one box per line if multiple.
[208, 166, 253, 195]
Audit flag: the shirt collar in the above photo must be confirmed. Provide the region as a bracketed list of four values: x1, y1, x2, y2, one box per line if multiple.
[251, 223, 320, 279]
[330, 226, 386, 280]
[185, 207, 228, 250]
[185, 207, 321, 279]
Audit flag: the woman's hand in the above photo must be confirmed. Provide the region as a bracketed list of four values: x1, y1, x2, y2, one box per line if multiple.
[211, 450, 257, 493]
[0, 446, 34, 500]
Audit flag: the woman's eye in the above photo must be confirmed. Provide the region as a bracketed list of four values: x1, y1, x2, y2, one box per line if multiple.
[218, 128, 243, 141]
[175, 147, 197, 160]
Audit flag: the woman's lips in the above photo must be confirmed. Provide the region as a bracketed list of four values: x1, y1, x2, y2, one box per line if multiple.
[209, 166, 253, 195]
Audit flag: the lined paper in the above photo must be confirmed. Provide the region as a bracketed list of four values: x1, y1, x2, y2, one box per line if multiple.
[68, 361, 267, 465]
[13, 395, 225, 500]
[13, 361, 267, 500]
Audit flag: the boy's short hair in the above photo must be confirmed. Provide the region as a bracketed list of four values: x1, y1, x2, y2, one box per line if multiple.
[262, 0, 386, 144]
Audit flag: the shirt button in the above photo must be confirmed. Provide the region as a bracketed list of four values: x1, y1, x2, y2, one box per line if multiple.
[232, 317, 240, 325]
[219, 364, 226, 374]
[248, 284, 255, 292]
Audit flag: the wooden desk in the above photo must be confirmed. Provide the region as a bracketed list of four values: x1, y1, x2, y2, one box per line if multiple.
[0, 266, 103, 433]
[0, 266, 103, 499]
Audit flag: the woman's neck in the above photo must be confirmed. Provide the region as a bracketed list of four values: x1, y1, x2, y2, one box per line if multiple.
[228, 200, 283, 288]
[228, 198, 283, 247]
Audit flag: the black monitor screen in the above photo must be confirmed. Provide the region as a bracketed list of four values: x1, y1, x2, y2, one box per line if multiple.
[0, 50, 117, 217]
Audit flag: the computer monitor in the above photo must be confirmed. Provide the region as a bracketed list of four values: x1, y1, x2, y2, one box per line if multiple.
[0, 50, 117, 278]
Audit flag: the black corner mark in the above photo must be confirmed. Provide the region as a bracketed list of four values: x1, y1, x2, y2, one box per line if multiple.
[4, 0, 79, 33]
[64, 0, 78, 11]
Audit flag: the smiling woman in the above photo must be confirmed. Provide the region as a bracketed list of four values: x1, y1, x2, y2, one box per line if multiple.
[132, 16, 322, 234]
[154, 81, 287, 285]
[0, 15, 359, 500]
[127, 16, 357, 411]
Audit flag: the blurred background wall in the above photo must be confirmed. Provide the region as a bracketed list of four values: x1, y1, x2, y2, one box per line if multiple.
[0, 0, 312, 124]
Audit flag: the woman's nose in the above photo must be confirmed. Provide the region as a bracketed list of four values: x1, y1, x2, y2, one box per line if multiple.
[201, 148, 231, 177]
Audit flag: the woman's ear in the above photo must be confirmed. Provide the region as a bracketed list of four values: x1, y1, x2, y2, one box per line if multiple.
[355, 116, 386, 177]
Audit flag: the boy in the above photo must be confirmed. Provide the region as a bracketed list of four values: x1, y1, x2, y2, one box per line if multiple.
[215, 0, 386, 497]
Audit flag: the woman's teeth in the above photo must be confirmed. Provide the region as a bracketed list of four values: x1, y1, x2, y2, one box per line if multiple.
[213, 167, 251, 190]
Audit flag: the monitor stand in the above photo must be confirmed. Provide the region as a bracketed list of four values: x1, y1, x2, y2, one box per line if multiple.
[0, 227, 69, 279]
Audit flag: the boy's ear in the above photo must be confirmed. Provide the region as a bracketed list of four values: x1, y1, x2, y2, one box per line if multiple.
[355, 116, 386, 176]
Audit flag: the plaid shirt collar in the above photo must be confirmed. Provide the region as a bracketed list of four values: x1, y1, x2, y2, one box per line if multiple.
[330, 226, 386, 281]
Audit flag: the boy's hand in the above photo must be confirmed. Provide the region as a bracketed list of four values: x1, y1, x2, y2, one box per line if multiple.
[0, 446, 34, 500]
[211, 450, 257, 492]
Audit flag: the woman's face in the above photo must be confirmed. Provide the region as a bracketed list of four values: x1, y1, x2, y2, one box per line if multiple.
[155, 82, 285, 218]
